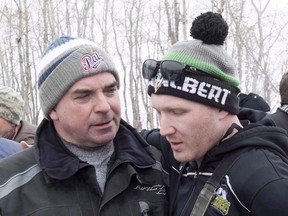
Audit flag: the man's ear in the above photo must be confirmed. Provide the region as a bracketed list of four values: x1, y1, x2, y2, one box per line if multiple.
[49, 109, 58, 120]
[218, 109, 230, 120]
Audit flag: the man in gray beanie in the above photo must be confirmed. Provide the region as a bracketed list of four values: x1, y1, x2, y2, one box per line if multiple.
[0, 86, 37, 146]
[0, 36, 168, 215]
[141, 11, 288, 216]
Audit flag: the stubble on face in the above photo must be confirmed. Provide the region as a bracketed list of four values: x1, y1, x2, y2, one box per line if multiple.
[50, 73, 121, 148]
[151, 94, 222, 163]
[0, 118, 16, 140]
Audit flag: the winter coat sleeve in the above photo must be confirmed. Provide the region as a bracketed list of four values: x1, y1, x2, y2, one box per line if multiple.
[251, 178, 288, 215]
[140, 129, 177, 174]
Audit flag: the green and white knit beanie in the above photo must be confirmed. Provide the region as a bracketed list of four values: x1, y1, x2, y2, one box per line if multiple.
[147, 11, 240, 114]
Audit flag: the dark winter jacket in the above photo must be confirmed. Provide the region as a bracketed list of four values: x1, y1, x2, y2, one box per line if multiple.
[0, 119, 168, 216]
[141, 109, 288, 216]
[269, 105, 288, 132]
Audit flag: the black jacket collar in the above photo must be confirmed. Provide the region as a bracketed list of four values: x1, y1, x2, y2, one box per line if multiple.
[35, 119, 155, 180]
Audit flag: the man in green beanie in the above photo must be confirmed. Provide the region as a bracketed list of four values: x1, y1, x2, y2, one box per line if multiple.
[142, 11, 288, 216]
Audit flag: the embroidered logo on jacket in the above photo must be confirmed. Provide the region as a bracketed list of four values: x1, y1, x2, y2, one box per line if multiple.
[211, 185, 230, 215]
[134, 184, 166, 195]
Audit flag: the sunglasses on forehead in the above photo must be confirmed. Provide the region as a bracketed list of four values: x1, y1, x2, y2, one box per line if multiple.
[142, 59, 209, 82]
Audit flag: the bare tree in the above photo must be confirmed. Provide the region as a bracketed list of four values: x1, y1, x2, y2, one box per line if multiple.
[0, 0, 288, 126]
[164, 0, 181, 44]
[227, 0, 288, 107]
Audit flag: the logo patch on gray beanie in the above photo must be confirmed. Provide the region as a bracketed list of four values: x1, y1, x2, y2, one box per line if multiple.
[81, 51, 104, 72]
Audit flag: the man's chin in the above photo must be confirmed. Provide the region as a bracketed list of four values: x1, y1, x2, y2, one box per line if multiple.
[173, 152, 194, 163]
[92, 131, 117, 146]
[173, 152, 185, 162]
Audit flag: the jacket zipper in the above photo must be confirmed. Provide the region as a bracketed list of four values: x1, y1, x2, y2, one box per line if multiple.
[179, 171, 199, 216]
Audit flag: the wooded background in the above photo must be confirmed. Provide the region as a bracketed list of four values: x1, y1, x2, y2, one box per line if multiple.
[0, 0, 288, 130]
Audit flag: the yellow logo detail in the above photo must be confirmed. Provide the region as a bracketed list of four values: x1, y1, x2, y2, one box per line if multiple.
[211, 195, 230, 215]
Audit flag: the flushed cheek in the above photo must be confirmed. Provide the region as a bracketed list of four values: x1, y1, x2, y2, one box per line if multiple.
[182, 136, 201, 152]
[111, 105, 121, 119]
[111, 99, 121, 111]
[67, 112, 90, 127]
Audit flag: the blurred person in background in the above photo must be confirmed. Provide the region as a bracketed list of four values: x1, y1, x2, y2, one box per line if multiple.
[269, 72, 288, 131]
[0, 86, 37, 146]
[237, 92, 271, 123]
[239, 92, 271, 112]
[0, 137, 22, 159]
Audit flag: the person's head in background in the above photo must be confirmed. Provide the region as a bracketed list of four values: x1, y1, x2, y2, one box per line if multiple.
[239, 92, 271, 112]
[279, 72, 288, 105]
[0, 86, 24, 140]
[37, 36, 121, 148]
[143, 11, 241, 163]
[267, 72, 288, 131]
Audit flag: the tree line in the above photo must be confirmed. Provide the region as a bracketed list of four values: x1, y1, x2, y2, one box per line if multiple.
[0, 0, 287, 129]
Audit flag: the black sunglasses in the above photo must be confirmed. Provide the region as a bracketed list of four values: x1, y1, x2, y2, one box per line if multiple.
[142, 59, 201, 82]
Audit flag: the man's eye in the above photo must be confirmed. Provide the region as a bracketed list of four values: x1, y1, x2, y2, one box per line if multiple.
[169, 110, 184, 115]
[107, 88, 116, 92]
[105, 87, 117, 95]
[74, 94, 91, 102]
[76, 94, 88, 99]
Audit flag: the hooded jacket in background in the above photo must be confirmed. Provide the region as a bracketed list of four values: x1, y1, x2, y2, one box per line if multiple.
[269, 106, 288, 132]
[14, 120, 37, 145]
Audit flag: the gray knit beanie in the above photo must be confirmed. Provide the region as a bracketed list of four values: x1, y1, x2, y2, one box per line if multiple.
[146, 12, 241, 114]
[37, 36, 119, 119]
